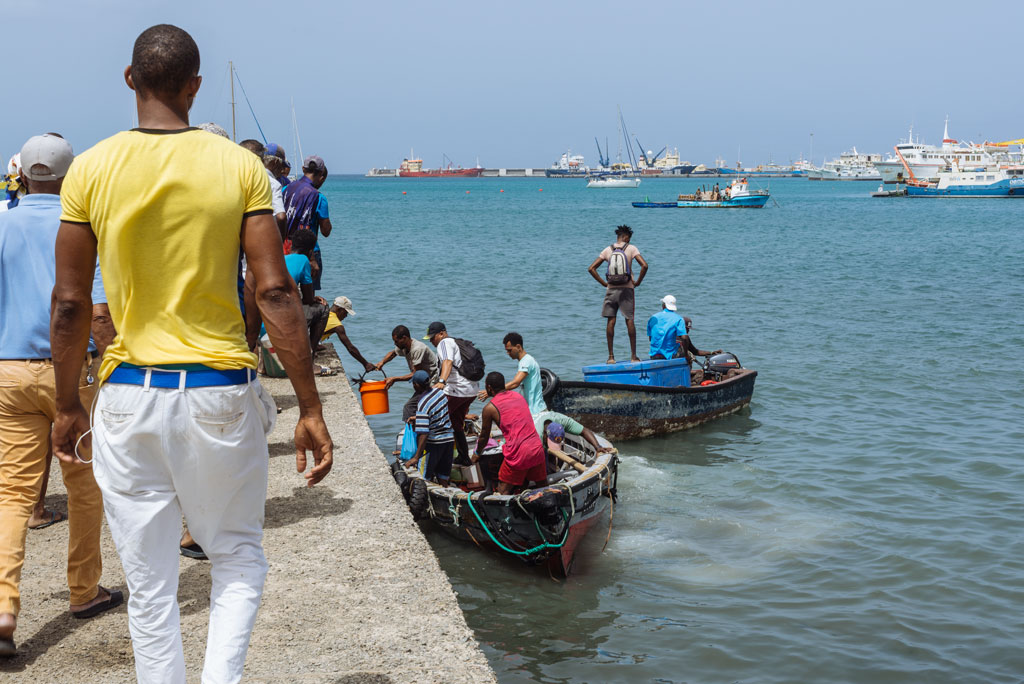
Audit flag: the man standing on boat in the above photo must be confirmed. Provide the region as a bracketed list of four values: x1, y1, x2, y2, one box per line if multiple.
[282, 155, 331, 290]
[472, 372, 547, 495]
[587, 224, 648, 364]
[425, 322, 481, 466]
[49, 24, 333, 683]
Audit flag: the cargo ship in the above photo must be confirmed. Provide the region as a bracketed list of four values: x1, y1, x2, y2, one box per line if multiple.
[398, 152, 482, 178]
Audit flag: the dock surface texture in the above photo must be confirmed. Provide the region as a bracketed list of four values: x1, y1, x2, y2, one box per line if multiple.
[1, 348, 496, 684]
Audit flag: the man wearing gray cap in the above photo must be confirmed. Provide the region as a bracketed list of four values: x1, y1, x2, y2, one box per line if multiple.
[281, 154, 332, 290]
[0, 134, 120, 656]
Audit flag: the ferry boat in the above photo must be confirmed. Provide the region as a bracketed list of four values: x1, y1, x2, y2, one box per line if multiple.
[587, 175, 641, 188]
[905, 164, 1024, 197]
[807, 148, 882, 180]
[545, 150, 589, 178]
[873, 122, 1010, 185]
[398, 152, 482, 178]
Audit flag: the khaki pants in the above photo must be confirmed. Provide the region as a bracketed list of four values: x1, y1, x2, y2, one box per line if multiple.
[0, 359, 102, 616]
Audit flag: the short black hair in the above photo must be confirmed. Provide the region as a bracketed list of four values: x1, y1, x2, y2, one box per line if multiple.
[392, 325, 410, 339]
[502, 332, 523, 347]
[289, 229, 316, 255]
[485, 371, 505, 393]
[131, 24, 200, 97]
[615, 224, 633, 237]
[239, 139, 265, 156]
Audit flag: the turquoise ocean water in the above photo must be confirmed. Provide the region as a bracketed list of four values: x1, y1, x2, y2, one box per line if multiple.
[316, 176, 1023, 683]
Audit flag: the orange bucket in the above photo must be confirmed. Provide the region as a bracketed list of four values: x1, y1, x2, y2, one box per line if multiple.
[359, 380, 390, 415]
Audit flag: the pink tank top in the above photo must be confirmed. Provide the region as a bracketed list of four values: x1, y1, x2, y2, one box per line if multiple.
[491, 391, 545, 470]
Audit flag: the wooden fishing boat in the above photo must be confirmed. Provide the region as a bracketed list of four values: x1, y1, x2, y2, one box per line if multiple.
[391, 426, 619, 576]
[541, 354, 757, 441]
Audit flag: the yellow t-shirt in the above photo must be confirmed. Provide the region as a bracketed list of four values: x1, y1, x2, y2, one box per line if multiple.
[61, 128, 273, 380]
[321, 311, 342, 340]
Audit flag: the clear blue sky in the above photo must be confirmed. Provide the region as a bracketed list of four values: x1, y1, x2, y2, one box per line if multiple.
[6, 0, 1023, 172]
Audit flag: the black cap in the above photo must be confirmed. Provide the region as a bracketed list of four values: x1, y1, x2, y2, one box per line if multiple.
[423, 321, 446, 340]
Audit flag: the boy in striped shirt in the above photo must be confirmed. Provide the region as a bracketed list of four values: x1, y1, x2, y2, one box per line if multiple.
[407, 370, 455, 484]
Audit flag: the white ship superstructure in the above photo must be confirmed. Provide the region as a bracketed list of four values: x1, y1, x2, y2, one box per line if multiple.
[874, 120, 1020, 185]
[808, 147, 882, 181]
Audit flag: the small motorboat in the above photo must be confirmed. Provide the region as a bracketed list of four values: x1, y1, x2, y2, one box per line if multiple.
[391, 421, 619, 576]
[631, 177, 770, 208]
[541, 353, 757, 441]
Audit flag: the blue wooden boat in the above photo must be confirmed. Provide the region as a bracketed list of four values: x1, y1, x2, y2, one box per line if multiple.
[540, 354, 757, 441]
[631, 200, 678, 208]
[632, 178, 770, 209]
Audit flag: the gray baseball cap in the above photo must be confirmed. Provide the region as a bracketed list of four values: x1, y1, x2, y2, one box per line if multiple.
[20, 134, 74, 181]
[303, 155, 326, 173]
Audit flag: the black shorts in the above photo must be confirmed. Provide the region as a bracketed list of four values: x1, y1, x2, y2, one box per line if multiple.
[424, 441, 455, 481]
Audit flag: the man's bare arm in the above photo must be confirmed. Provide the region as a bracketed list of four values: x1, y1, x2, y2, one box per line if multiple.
[633, 253, 649, 287]
[319, 217, 332, 238]
[243, 212, 333, 486]
[587, 257, 608, 287]
[91, 303, 115, 358]
[51, 222, 99, 463]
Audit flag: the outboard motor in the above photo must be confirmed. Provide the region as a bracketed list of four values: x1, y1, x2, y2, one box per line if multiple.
[704, 352, 742, 381]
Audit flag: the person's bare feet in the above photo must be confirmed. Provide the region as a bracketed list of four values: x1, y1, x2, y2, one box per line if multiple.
[28, 508, 65, 529]
[606, 357, 616, 364]
[630, 356, 642, 363]
[180, 529, 196, 547]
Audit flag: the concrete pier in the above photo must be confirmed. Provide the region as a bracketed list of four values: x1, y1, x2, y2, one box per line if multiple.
[1, 348, 496, 683]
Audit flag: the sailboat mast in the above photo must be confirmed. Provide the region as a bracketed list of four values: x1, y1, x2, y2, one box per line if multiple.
[229, 61, 236, 142]
[291, 98, 304, 165]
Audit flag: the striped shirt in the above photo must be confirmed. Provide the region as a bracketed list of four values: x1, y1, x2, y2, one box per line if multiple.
[414, 388, 454, 444]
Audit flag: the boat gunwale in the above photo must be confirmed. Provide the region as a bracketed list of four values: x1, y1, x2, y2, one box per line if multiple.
[555, 368, 757, 395]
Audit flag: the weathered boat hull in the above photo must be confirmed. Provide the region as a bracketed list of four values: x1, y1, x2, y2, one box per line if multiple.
[676, 195, 769, 208]
[546, 369, 757, 441]
[395, 433, 619, 576]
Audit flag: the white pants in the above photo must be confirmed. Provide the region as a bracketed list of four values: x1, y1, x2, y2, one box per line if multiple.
[92, 377, 276, 684]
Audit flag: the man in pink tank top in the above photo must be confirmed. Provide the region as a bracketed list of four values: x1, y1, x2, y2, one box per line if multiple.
[472, 372, 547, 494]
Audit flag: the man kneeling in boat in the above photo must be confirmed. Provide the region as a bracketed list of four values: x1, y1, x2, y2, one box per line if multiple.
[472, 372, 547, 495]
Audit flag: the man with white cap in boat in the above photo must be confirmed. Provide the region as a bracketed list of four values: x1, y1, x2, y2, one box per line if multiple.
[647, 295, 721, 382]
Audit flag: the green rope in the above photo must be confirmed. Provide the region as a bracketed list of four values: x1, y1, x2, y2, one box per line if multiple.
[464, 493, 570, 556]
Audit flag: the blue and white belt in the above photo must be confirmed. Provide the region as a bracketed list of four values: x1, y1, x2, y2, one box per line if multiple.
[106, 364, 254, 390]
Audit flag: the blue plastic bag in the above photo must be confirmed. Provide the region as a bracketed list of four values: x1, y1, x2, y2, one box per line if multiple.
[400, 422, 418, 462]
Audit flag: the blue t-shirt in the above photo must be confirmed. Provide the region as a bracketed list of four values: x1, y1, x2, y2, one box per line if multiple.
[517, 353, 546, 414]
[283, 253, 312, 286]
[646, 309, 687, 359]
[0, 194, 106, 359]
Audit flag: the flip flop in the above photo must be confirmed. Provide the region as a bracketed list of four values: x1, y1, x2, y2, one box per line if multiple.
[28, 510, 66, 530]
[180, 543, 208, 560]
[0, 636, 15, 657]
[71, 587, 123, 620]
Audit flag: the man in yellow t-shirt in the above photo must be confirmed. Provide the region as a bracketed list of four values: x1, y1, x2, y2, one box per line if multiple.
[49, 24, 333, 684]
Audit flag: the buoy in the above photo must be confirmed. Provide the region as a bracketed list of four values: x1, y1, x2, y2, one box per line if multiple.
[402, 191, 407, 195]
[700, 380, 717, 386]
[500, 189, 504, 193]
[539, 188, 543, 192]
[466, 190, 470, 194]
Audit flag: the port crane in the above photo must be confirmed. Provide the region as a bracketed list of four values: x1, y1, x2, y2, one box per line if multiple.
[635, 137, 667, 168]
[594, 137, 610, 168]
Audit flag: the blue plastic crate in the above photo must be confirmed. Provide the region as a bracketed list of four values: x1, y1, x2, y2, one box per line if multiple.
[582, 358, 690, 387]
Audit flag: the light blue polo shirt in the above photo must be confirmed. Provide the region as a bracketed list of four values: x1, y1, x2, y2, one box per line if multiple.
[0, 194, 106, 359]
[646, 308, 687, 359]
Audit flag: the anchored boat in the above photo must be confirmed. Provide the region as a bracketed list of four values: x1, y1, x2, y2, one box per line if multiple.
[392, 425, 619, 576]
[541, 354, 757, 441]
[631, 178, 770, 208]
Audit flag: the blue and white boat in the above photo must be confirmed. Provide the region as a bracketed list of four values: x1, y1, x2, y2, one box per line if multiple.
[631, 178, 770, 209]
[906, 164, 1024, 197]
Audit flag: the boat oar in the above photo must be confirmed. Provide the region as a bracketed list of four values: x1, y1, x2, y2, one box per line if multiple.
[549, 448, 586, 474]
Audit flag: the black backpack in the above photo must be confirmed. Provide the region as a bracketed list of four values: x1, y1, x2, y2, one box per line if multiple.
[452, 338, 485, 381]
